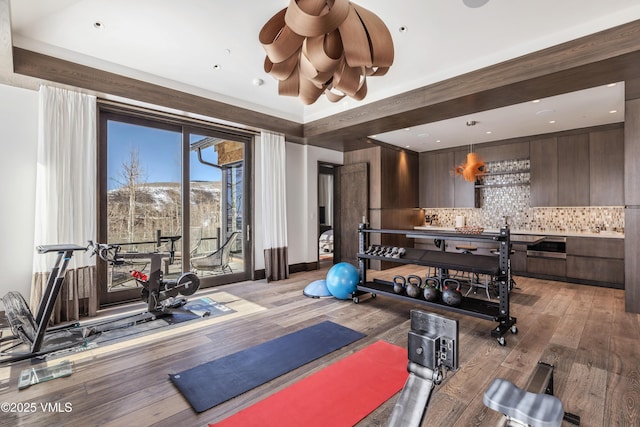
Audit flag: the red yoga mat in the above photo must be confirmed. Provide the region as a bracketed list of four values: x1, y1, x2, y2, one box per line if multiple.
[210, 340, 408, 427]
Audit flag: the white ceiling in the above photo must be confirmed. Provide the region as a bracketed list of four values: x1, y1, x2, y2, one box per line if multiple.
[7, 0, 640, 151]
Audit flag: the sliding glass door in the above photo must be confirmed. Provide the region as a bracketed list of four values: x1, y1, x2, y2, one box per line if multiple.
[99, 109, 251, 306]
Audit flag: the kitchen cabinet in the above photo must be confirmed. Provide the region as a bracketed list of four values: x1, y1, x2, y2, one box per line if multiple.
[557, 133, 590, 206]
[454, 149, 475, 207]
[566, 236, 624, 287]
[530, 126, 624, 207]
[420, 151, 453, 208]
[527, 257, 566, 277]
[589, 128, 624, 206]
[419, 150, 475, 208]
[530, 137, 558, 206]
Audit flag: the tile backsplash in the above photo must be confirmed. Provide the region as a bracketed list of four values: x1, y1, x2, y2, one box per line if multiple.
[424, 159, 624, 232]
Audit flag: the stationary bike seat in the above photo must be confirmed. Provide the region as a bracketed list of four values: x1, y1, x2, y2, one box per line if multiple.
[37, 244, 87, 254]
[483, 378, 564, 427]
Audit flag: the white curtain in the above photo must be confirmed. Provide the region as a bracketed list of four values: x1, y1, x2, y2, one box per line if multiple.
[260, 131, 289, 281]
[30, 85, 98, 322]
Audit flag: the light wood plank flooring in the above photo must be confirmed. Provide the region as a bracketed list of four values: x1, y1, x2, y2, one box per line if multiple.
[1, 265, 639, 427]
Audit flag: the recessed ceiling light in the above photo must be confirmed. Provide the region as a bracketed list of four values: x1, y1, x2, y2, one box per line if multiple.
[399, 26, 408, 33]
[404, 128, 411, 131]
[371, 134, 378, 138]
[486, 131, 492, 134]
[253, 78, 264, 86]
[549, 120, 556, 124]
[213, 64, 221, 70]
[93, 21, 104, 29]
[224, 48, 231, 55]
[436, 139, 441, 143]
[532, 99, 540, 103]
[609, 109, 618, 114]
[607, 83, 617, 87]
[405, 145, 410, 148]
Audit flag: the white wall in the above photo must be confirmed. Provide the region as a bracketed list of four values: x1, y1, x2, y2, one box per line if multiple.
[0, 83, 39, 307]
[253, 136, 342, 271]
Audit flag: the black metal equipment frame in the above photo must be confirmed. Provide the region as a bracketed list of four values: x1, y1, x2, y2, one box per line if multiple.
[1, 242, 201, 364]
[354, 224, 517, 345]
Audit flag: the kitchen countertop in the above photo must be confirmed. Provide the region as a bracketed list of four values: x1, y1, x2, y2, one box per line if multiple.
[414, 225, 624, 239]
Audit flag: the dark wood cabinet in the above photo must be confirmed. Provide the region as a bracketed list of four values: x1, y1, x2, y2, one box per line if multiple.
[454, 149, 475, 207]
[527, 257, 566, 277]
[419, 150, 475, 208]
[565, 236, 624, 287]
[557, 133, 590, 206]
[530, 137, 559, 207]
[419, 150, 454, 207]
[530, 125, 623, 207]
[589, 128, 624, 206]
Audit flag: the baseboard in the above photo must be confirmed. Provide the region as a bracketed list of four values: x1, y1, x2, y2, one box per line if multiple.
[254, 262, 319, 280]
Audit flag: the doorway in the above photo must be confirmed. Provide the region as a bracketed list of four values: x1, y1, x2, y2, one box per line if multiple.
[318, 163, 336, 268]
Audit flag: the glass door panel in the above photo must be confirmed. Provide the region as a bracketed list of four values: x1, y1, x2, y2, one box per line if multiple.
[103, 118, 182, 304]
[188, 134, 247, 286]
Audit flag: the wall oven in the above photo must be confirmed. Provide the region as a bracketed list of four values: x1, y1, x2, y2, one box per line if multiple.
[526, 236, 567, 259]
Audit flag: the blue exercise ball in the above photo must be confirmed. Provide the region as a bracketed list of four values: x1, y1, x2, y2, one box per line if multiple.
[326, 262, 360, 300]
[303, 279, 333, 298]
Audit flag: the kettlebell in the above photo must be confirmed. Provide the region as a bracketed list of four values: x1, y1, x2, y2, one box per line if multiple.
[406, 275, 422, 298]
[392, 275, 406, 294]
[423, 278, 441, 302]
[442, 279, 463, 306]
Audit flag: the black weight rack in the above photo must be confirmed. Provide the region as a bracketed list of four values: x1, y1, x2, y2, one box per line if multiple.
[354, 224, 517, 346]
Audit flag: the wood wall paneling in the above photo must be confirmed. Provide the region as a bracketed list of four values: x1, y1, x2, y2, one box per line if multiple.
[625, 208, 640, 312]
[557, 133, 590, 206]
[624, 98, 640, 313]
[344, 147, 381, 209]
[380, 148, 419, 209]
[625, 100, 640, 205]
[530, 137, 558, 207]
[337, 163, 368, 266]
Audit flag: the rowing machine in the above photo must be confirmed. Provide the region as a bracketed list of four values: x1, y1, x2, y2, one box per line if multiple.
[387, 310, 459, 427]
[484, 362, 580, 426]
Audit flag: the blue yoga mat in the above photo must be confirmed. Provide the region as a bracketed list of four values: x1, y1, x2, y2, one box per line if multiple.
[169, 320, 365, 413]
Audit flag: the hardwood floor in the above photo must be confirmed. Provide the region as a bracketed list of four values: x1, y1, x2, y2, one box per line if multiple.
[1, 265, 639, 427]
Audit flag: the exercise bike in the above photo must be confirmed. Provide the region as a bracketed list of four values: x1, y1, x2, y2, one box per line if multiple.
[90, 241, 200, 314]
[0, 241, 201, 364]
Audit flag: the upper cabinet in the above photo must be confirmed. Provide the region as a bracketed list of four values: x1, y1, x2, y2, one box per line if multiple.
[419, 150, 474, 208]
[589, 128, 624, 206]
[557, 133, 590, 206]
[530, 137, 558, 206]
[421, 124, 623, 209]
[530, 125, 624, 207]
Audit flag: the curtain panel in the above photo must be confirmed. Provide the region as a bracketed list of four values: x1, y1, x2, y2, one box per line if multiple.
[31, 86, 98, 323]
[260, 131, 289, 281]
